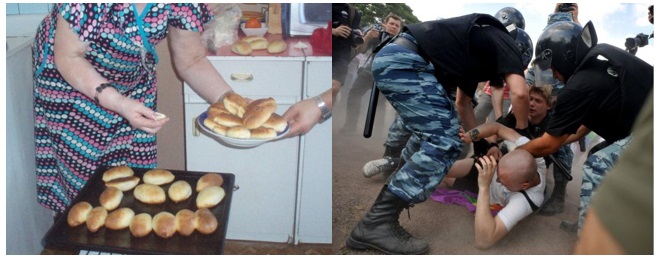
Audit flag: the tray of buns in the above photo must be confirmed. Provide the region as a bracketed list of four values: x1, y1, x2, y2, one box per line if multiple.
[42, 166, 235, 255]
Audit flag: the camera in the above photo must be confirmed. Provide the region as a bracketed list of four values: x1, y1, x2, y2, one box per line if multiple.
[558, 3, 576, 12]
[351, 29, 364, 46]
[625, 33, 650, 54]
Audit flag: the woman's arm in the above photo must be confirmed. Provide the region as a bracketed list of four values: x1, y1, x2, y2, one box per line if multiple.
[168, 26, 233, 103]
[53, 15, 167, 134]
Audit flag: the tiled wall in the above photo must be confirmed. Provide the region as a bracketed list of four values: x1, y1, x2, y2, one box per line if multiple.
[6, 3, 52, 15]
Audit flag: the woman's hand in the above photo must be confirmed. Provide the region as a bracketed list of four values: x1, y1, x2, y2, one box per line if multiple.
[101, 90, 169, 134]
[282, 98, 321, 137]
[475, 155, 497, 190]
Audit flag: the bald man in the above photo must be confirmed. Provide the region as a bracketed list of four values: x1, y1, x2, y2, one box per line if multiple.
[451, 122, 546, 249]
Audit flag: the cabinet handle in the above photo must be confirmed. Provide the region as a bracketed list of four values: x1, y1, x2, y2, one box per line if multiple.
[192, 116, 200, 137]
[230, 73, 253, 82]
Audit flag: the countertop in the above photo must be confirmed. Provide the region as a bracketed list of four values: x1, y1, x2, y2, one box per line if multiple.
[207, 32, 329, 58]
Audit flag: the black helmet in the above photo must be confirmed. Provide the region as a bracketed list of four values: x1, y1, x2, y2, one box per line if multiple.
[495, 7, 525, 30]
[510, 28, 533, 68]
[534, 21, 598, 81]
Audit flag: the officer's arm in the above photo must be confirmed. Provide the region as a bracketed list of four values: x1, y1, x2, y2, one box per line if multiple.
[456, 88, 477, 130]
[504, 73, 529, 130]
[517, 132, 568, 157]
[563, 125, 590, 145]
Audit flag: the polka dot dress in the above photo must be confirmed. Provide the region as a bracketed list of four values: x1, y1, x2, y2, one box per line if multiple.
[32, 3, 212, 212]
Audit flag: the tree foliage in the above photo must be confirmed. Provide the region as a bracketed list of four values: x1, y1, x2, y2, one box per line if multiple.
[351, 3, 420, 29]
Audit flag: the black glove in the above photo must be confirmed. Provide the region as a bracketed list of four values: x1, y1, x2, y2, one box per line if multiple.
[636, 33, 650, 47]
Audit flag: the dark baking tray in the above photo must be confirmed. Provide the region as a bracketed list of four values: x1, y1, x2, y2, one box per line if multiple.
[42, 166, 235, 255]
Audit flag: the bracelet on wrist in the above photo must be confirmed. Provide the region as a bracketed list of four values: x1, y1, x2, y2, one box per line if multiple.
[94, 82, 115, 103]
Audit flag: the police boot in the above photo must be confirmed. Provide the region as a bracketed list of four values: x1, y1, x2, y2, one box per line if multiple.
[346, 185, 429, 255]
[539, 179, 567, 216]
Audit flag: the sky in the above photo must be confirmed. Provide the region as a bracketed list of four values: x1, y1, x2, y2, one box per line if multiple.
[403, 2, 655, 65]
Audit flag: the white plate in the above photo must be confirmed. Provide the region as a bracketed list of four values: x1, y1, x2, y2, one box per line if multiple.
[197, 111, 289, 148]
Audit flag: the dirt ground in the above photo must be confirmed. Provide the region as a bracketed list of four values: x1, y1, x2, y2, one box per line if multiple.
[330, 78, 597, 254]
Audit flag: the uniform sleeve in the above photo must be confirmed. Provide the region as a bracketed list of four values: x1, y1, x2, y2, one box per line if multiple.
[168, 3, 214, 32]
[58, 3, 111, 42]
[546, 87, 593, 136]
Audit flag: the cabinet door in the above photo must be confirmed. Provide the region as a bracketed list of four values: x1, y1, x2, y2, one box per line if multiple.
[295, 58, 332, 243]
[184, 96, 300, 243]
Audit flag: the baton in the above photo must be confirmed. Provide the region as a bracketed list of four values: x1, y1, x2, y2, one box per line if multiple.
[363, 81, 379, 138]
[547, 154, 573, 181]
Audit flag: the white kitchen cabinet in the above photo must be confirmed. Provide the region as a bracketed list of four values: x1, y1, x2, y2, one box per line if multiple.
[6, 38, 55, 254]
[295, 57, 332, 244]
[184, 56, 304, 243]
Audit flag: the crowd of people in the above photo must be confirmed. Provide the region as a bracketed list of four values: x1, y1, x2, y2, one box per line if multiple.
[334, 3, 653, 255]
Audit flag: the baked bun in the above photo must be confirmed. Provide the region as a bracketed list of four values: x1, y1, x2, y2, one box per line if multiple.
[194, 208, 218, 235]
[196, 173, 225, 192]
[246, 97, 277, 113]
[250, 127, 277, 139]
[261, 113, 288, 132]
[143, 169, 175, 185]
[153, 212, 177, 238]
[242, 35, 267, 43]
[133, 184, 166, 204]
[67, 201, 93, 227]
[130, 213, 153, 238]
[213, 113, 244, 128]
[105, 208, 135, 230]
[105, 176, 140, 191]
[175, 209, 196, 236]
[243, 107, 273, 130]
[168, 180, 192, 203]
[223, 92, 247, 117]
[248, 38, 268, 50]
[86, 206, 108, 233]
[196, 186, 226, 208]
[99, 187, 123, 211]
[207, 102, 230, 117]
[103, 166, 134, 182]
[231, 41, 252, 56]
[226, 125, 251, 139]
[267, 39, 287, 54]
[212, 124, 228, 136]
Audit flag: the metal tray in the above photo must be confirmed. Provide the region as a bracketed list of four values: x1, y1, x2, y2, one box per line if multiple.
[42, 167, 235, 255]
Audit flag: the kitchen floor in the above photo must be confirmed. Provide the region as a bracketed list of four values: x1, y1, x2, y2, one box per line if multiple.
[42, 240, 331, 255]
[332, 76, 591, 254]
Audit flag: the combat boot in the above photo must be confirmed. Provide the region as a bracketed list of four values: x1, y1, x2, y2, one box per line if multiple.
[346, 186, 429, 255]
[539, 179, 567, 216]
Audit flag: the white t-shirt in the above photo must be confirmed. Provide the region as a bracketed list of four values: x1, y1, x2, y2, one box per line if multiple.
[489, 137, 546, 231]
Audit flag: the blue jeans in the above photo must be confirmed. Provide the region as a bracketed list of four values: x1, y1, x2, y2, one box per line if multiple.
[372, 34, 463, 203]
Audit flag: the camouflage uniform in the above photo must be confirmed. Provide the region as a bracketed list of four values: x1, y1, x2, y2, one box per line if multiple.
[578, 135, 632, 230]
[372, 33, 463, 203]
[383, 115, 412, 154]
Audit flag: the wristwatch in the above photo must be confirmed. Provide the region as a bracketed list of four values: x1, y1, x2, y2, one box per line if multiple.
[314, 95, 332, 124]
[470, 129, 480, 142]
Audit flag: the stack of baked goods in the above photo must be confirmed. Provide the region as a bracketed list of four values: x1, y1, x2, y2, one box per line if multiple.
[231, 35, 287, 55]
[66, 166, 227, 238]
[203, 92, 288, 140]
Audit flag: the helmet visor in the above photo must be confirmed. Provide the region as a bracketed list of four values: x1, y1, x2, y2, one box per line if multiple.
[533, 63, 556, 87]
[533, 49, 553, 71]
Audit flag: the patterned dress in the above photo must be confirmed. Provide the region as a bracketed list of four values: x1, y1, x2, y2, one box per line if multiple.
[32, 3, 212, 212]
